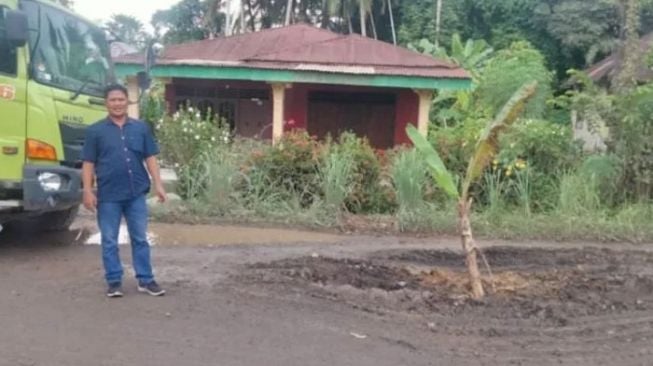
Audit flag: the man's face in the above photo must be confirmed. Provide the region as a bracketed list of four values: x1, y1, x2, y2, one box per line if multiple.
[105, 90, 128, 118]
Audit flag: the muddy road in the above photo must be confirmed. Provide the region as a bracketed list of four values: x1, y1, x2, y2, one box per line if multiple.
[1, 217, 652, 366]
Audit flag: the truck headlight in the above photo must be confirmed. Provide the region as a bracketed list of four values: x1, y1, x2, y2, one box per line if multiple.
[38, 172, 62, 192]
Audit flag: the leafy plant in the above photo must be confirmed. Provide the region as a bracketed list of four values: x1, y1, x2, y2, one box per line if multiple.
[408, 80, 538, 299]
[320, 148, 354, 211]
[247, 130, 324, 207]
[476, 42, 552, 118]
[156, 106, 231, 199]
[330, 132, 386, 213]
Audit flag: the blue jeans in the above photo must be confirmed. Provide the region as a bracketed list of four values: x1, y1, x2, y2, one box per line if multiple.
[97, 195, 154, 285]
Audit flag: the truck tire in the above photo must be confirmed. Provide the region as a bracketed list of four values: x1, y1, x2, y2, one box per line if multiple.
[37, 205, 80, 232]
[7, 205, 80, 233]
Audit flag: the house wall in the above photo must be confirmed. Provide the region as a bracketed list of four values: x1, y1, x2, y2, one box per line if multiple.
[394, 90, 419, 146]
[166, 78, 421, 148]
[284, 83, 420, 148]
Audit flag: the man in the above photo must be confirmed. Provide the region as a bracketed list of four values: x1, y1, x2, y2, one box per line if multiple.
[82, 84, 166, 298]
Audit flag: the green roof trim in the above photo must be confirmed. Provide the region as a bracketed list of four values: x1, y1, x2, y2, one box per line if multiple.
[115, 63, 471, 90]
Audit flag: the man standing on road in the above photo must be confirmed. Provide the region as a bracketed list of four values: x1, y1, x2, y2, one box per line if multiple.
[82, 84, 166, 298]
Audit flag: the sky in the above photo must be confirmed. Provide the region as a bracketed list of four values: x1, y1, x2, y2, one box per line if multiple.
[73, 0, 181, 31]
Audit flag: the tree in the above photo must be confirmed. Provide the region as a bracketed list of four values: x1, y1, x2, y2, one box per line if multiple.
[533, 0, 621, 65]
[476, 41, 552, 118]
[407, 81, 538, 300]
[152, 0, 210, 44]
[106, 15, 148, 49]
[387, 0, 397, 44]
[410, 33, 494, 81]
[613, 0, 641, 93]
[285, 0, 294, 25]
[435, 0, 442, 47]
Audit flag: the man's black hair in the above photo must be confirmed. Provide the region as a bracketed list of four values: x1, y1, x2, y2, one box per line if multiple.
[104, 84, 129, 99]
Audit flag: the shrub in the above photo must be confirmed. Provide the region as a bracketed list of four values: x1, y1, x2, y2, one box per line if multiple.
[496, 119, 581, 210]
[246, 130, 324, 207]
[319, 147, 354, 211]
[330, 132, 388, 213]
[578, 154, 623, 206]
[156, 107, 232, 199]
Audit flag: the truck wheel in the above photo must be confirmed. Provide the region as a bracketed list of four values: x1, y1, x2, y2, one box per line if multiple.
[37, 205, 80, 232]
[8, 205, 81, 232]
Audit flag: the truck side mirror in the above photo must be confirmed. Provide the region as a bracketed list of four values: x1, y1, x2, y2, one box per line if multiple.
[5, 10, 28, 48]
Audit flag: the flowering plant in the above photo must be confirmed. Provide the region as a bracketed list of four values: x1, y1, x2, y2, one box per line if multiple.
[156, 106, 231, 170]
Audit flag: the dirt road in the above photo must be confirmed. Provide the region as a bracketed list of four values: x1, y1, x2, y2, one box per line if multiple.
[0, 218, 651, 366]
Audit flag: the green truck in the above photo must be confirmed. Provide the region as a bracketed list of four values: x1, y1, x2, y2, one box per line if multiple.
[0, 0, 114, 231]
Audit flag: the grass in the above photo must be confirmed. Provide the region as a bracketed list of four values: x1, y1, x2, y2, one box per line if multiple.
[153, 199, 653, 243]
[391, 149, 429, 231]
[154, 136, 653, 244]
[320, 149, 353, 210]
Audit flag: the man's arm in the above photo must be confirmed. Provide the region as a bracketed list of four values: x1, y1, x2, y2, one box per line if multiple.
[82, 161, 97, 211]
[145, 156, 167, 203]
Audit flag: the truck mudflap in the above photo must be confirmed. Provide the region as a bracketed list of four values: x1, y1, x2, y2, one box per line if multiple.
[22, 165, 82, 211]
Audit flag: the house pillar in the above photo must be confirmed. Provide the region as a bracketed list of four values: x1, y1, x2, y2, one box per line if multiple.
[414, 89, 434, 136]
[126, 76, 140, 119]
[270, 83, 288, 144]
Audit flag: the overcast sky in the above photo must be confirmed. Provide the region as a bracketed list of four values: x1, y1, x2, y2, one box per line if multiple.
[73, 0, 181, 30]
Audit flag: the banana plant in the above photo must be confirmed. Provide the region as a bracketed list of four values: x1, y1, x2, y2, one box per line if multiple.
[407, 81, 538, 299]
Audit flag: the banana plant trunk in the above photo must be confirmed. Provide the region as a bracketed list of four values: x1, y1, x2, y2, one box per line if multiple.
[458, 199, 484, 299]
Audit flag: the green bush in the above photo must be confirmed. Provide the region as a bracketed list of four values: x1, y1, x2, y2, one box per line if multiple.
[156, 107, 231, 199]
[330, 132, 390, 213]
[319, 147, 354, 211]
[612, 84, 653, 199]
[429, 117, 486, 178]
[497, 119, 581, 210]
[578, 154, 623, 206]
[246, 130, 324, 207]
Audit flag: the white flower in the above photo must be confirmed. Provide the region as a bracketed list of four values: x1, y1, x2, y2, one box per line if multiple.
[223, 136, 229, 143]
[188, 107, 194, 113]
[195, 112, 201, 118]
[183, 128, 188, 133]
[211, 137, 216, 142]
[195, 135, 200, 140]
[174, 163, 180, 168]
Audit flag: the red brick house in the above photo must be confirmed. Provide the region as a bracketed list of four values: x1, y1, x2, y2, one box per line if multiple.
[115, 24, 470, 148]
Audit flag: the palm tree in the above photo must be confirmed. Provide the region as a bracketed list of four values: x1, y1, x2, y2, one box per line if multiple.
[386, 0, 396, 45]
[285, 0, 294, 25]
[435, 0, 443, 47]
[613, 0, 641, 93]
[359, 0, 367, 37]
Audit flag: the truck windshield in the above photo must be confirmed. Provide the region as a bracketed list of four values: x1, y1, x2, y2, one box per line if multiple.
[22, 0, 114, 98]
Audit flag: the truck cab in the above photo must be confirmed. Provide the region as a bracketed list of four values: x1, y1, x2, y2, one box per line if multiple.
[0, 0, 114, 231]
